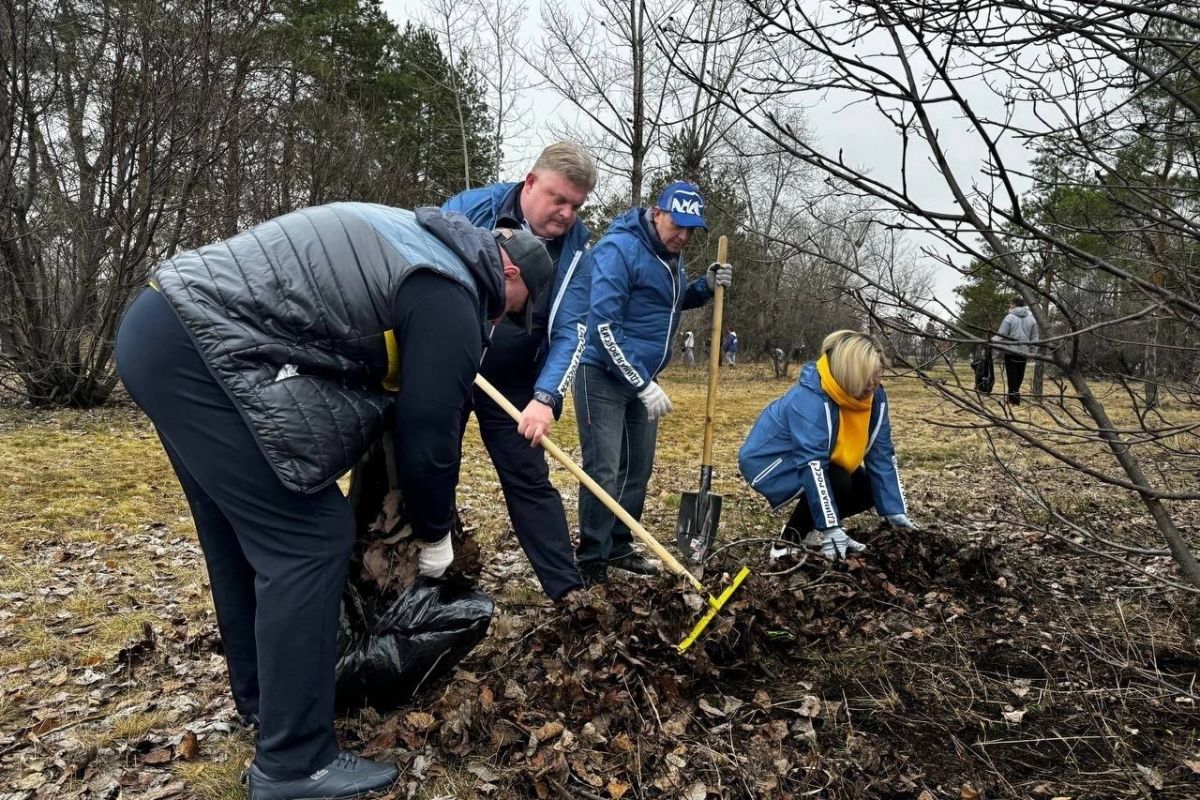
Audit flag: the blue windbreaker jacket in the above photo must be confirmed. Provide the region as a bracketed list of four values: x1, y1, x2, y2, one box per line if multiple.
[579, 209, 713, 388]
[443, 182, 591, 411]
[738, 362, 908, 525]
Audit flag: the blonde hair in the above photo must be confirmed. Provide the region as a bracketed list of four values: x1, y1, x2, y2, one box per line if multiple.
[531, 142, 597, 193]
[821, 330, 887, 397]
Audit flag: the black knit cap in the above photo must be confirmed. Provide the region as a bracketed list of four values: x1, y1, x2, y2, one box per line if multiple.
[494, 229, 554, 333]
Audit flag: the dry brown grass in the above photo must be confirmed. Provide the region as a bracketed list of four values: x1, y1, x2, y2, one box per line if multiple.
[1, 359, 1196, 797]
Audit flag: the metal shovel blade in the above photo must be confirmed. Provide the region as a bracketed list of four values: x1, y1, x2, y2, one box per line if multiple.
[676, 488, 723, 564]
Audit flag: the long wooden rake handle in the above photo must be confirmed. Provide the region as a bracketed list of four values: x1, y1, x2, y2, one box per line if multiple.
[472, 373, 706, 596]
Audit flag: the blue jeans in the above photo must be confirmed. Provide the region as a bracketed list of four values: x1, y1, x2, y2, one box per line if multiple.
[573, 364, 658, 565]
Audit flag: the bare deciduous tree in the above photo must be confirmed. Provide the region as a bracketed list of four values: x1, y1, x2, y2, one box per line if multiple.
[533, 0, 686, 204]
[423, 0, 480, 189]
[1, 0, 498, 407]
[0, 0, 269, 406]
[466, 0, 533, 178]
[665, 0, 1200, 585]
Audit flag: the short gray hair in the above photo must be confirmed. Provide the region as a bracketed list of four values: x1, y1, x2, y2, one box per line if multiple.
[531, 142, 597, 193]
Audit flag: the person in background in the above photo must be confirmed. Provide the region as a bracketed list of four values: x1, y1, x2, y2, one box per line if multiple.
[682, 330, 696, 367]
[574, 181, 732, 585]
[723, 330, 739, 366]
[443, 142, 597, 601]
[116, 204, 552, 800]
[992, 295, 1040, 406]
[771, 346, 786, 379]
[738, 330, 916, 562]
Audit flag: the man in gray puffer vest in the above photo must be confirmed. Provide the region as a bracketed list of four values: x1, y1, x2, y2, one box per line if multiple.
[115, 204, 552, 800]
[992, 295, 1040, 406]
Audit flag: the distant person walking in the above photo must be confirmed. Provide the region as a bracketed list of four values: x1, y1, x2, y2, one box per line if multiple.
[682, 330, 695, 366]
[723, 330, 739, 366]
[771, 347, 786, 379]
[992, 295, 1039, 406]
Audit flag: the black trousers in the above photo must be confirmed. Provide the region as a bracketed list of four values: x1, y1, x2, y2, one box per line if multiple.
[1004, 354, 1028, 405]
[462, 382, 582, 599]
[782, 465, 875, 541]
[116, 289, 351, 780]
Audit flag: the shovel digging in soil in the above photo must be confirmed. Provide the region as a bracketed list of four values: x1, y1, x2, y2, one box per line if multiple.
[474, 373, 751, 652]
[676, 235, 728, 564]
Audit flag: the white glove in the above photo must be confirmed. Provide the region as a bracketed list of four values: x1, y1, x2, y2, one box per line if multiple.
[883, 513, 919, 530]
[417, 532, 454, 578]
[637, 381, 673, 420]
[706, 261, 733, 289]
[820, 527, 866, 560]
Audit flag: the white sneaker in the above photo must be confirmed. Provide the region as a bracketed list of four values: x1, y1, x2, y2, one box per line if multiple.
[769, 523, 805, 561]
[768, 543, 802, 561]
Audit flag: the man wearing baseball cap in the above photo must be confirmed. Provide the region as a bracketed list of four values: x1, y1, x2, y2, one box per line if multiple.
[573, 181, 733, 584]
[493, 227, 557, 334]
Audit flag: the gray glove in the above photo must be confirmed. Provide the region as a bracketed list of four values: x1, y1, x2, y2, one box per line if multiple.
[637, 381, 673, 420]
[883, 513, 919, 530]
[706, 261, 733, 289]
[417, 532, 454, 578]
[820, 527, 866, 560]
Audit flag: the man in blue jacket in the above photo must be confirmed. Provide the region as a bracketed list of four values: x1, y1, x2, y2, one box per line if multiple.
[443, 142, 596, 600]
[574, 181, 733, 584]
[723, 330, 739, 366]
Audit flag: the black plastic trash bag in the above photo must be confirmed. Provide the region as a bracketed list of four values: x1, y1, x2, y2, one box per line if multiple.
[972, 345, 995, 393]
[335, 575, 493, 713]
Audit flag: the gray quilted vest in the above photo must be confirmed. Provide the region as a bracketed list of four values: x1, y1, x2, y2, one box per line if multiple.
[152, 203, 503, 493]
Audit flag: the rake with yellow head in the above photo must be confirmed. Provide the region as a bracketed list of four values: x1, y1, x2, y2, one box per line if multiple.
[474, 374, 751, 652]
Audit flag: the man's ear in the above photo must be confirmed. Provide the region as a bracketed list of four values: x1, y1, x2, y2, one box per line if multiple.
[502, 263, 521, 281]
[523, 171, 537, 191]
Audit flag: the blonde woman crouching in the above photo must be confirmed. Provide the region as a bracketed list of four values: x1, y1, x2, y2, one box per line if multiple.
[738, 330, 917, 560]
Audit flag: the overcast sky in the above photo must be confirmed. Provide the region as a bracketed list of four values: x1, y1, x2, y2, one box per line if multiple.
[381, 0, 1044, 305]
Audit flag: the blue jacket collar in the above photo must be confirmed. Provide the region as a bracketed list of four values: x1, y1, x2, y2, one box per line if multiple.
[495, 183, 523, 229]
[639, 209, 676, 261]
[481, 181, 591, 253]
[606, 207, 676, 263]
[799, 361, 822, 394]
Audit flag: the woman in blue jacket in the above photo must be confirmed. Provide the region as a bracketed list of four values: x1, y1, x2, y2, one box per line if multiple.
[738, 330, 917, 560]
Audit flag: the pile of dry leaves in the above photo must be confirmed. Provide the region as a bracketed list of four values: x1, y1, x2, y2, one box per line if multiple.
[4, 490, 1198, 799]
[338, 523, 1200, 799]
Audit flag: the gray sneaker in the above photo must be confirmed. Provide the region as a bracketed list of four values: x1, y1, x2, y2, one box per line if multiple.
[247, 751, 399, 800]
[609, 552, 660, 576]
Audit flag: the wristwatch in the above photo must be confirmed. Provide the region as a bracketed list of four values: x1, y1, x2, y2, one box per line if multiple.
[533, 390, 556, 407]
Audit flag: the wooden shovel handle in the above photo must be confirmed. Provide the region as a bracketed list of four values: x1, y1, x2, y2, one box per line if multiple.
[472, 374, 705, 593]
[702, 236, 728, 466]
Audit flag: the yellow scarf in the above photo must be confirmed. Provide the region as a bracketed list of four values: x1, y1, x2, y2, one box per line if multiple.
[817, 354, 873, 472]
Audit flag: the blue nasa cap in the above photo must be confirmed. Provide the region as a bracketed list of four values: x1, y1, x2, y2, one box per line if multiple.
[656, 181, 708, 229]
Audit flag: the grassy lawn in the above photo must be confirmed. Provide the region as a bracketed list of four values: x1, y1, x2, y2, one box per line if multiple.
[1, 359, 1196, 797]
